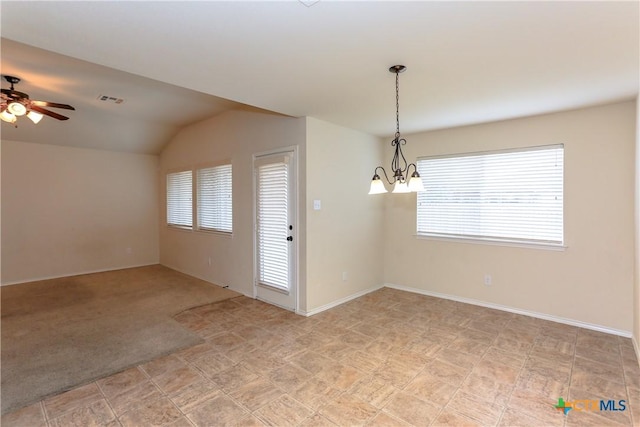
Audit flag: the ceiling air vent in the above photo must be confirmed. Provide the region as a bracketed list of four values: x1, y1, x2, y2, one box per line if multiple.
[97, 95, 124, 104]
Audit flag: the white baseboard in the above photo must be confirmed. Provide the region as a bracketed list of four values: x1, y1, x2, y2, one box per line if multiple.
[298, 284, 385, 317]
[385, 283, 632, 338]
[0, 263, 159, 287]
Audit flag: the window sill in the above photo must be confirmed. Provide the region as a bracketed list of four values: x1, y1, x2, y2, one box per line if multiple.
[166, 225, 233, 238]
[415, 234, 567, 251]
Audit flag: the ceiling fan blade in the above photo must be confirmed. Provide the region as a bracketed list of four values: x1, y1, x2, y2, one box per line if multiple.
[31, 105, 70, 121]
[32, 100, 75, 110]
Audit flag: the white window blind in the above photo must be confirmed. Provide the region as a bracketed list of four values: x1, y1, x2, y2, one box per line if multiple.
[197, 164, 232, 233]
[256, 161, 289, 291]
[417, 145, 564, 245]
[167, 170, 193, 227]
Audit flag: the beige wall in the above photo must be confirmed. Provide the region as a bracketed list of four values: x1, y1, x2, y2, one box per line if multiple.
[159, 110, 307, 302]
[1, 140, 159, 284]
[634, 96, 640, 353]
[305, 118, 384, 312]
[383, 101, 636, 333]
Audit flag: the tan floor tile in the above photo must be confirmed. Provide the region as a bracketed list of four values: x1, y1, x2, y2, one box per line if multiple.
[141, 354, 188, 378]
[206, 331, 247, 353]
[447, 337, 491, 355]
[348, 375, 398, 409]
[341, 349, 385, 373]
[289, 351, 340, 375]
[471, 358, 520, 384]
[319, 394, 378, 426]
[507, 388, 567, 427]
[291, 378, 342, 410]
[169, 381, 222, 413]
[404, 371, 458, 407]
[627, 385, 640, 426]
[119, 397, 183, 427]
[525, 354, 571, 384]
[104, 380, 163, 416]
[573, 355, 625, 384]
[97, 367, 148, 399]
[267, 363, 314, 390]
[365, 411, 411, 426]
[498, 406, 561, 427]
[315, 363, 366, 391]
[445, 391, 504, 426]
[570, 371, 630, 397]
[153, 365, 205, 395]
[424, 358, 469, 387]
[565, 408, 631, 427]
[254, 394, 314, 426]
[186, 395, 251, 427]
[568, 387, 631, 425]
[459, 373, 514, 406]
[493, 335, 533, 354]
[298, 413, 338, 427]
[382, 391, 441, 426]
[515, 369, 569, 402]
[482, 346, 527, 369]
[192, 352, 236, 377]
[229, 378, 285, 411]
[436, 347, 481, 370]
[374, 359, 422, 388]
[50, 398, 115, 427]
[314, 341, 356, 360]
[209, 364, 260, 392]
[533, 335, 575, 356]
[174, 342, 217, 363]
[1, 402, 47, 427]
[349, 322, 386, 339]
[364, 339, 399, 359]
[432, 408, 483, 427]
[44, 383, 103, 419]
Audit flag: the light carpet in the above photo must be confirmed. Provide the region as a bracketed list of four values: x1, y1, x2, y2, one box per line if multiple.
[0, 265, 240, 414]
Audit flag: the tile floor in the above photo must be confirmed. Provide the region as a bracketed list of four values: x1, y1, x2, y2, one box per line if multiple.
[2, 288, 639, 426]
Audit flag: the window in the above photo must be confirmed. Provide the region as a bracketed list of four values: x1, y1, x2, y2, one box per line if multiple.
[197, 164, 232, 233]
[417, 144, 564, 246]
[167, 170, 193, 227]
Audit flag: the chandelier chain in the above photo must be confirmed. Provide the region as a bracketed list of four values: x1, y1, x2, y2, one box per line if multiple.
[395, 70, 400, 138]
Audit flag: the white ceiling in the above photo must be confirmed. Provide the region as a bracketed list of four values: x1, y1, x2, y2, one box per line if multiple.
[1, 1, 638, 154]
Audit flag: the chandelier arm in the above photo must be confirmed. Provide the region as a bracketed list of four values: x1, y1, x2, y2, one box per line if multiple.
[375, 166, 394, 185]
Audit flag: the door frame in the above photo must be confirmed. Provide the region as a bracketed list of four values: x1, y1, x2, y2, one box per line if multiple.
[252, 145, 299, 313]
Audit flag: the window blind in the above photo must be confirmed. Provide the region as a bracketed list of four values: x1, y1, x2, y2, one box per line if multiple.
[197, 164, 232, 233]
[257, 161, 289, 291]
[417, 145, 564, 245]
[167, 170, 193, 227]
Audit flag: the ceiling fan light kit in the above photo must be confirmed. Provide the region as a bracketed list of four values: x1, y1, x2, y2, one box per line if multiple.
[1, 75, 75, 126]
[368, 65, 425, 195]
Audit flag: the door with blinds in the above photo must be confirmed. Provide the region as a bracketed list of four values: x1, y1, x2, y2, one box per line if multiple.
[254, 151, 296, 311]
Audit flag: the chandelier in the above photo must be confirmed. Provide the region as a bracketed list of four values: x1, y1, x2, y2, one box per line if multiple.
[368, 65, 424, 194]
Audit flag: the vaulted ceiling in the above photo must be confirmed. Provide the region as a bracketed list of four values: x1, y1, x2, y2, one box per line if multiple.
[1, 1, 638, 154]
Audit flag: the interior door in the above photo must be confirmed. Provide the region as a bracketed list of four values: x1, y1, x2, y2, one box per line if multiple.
[254, 150, 296, 311]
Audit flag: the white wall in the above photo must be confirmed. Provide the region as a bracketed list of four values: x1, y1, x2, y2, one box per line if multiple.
[383, 101, 636, 333]
[1, 140, 159, 284]
[159, 110, 307, 302]
[305, 118, 385, 312]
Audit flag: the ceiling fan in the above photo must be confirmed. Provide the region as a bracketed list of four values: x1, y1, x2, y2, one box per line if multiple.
[1, 75, 75, 126]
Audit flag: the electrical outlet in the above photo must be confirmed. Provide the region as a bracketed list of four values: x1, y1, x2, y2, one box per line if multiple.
[484, 274, 492, 286]
[342, 271, 348, 282]
[208, 257, 212, 266]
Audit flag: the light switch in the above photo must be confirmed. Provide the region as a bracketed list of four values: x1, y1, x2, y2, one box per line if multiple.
[313, 200, 321, 210]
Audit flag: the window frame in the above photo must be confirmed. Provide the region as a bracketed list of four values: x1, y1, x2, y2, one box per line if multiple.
[416, 144, 565, 250]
